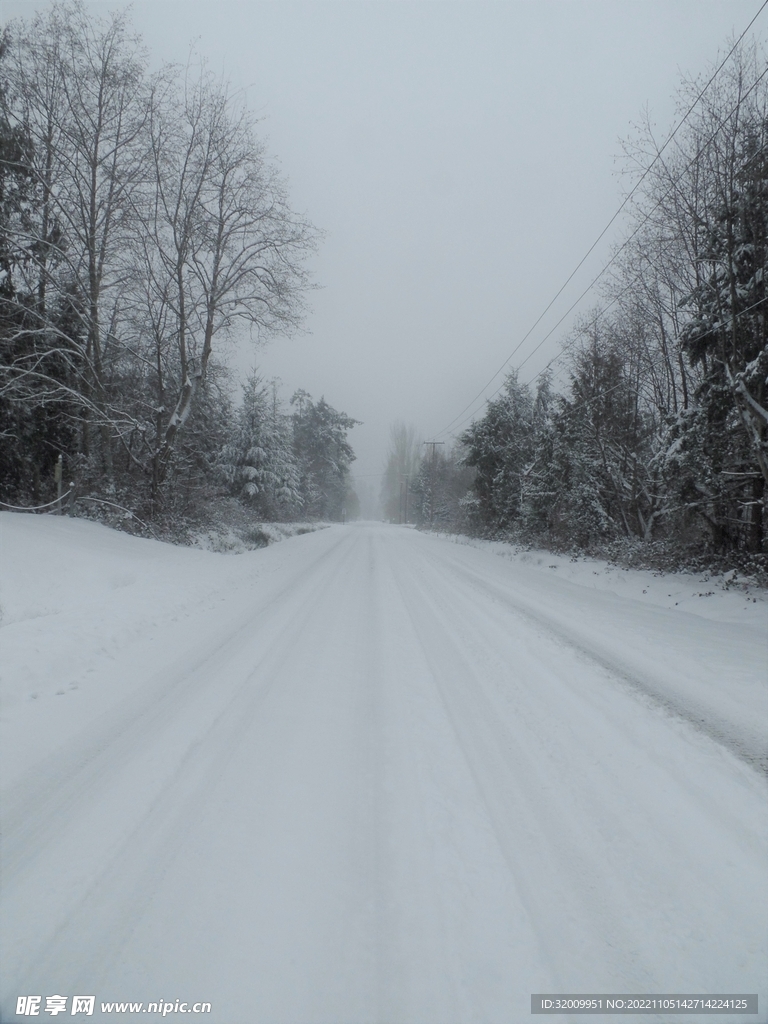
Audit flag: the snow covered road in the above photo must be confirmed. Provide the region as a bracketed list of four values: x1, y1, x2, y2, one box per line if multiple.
[1, 518, 766, 1023]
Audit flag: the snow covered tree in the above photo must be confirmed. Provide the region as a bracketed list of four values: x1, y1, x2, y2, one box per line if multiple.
[0, 2, 318, 522]
[539, 330, 657, 546]
[620, 41, 768, 552]
[130, 59, 318, 505]
[458, 337, 660, 547]
[461, 371, 535, 532]
[409, 444, 474, 530]
[675, 131, 767, 551]
[291, 392, 359, 520]
[0, 2, 149, 490]
[220, 375, 301, 519]
[444, 38, 767, 561]
[0, 26, 81, 504]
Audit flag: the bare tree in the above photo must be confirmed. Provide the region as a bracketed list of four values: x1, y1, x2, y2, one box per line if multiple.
[1, 5, 318, 513]
[130, 59, 318, 502]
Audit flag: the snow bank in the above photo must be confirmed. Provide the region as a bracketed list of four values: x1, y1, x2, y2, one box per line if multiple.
[437, 531, 768, 626]
[0, 512, 340, 786]
[421, 529, 767, 773]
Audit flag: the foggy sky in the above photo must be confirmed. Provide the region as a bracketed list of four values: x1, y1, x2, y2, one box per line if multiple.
[3, 0, 764, 489]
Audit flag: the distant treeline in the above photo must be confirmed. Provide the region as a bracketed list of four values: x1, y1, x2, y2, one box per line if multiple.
[395, 42, 767, 566]
[0, 2, 359, 528]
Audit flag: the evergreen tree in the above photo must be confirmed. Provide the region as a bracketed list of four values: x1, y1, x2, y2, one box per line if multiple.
[291, 392, 359, 520]
[220, 375, 301, 519]
[672, 128, 768, 551]
[460, 371, 535, 532]
[0, 31, 78, 504]
[410, 445, 474, 530]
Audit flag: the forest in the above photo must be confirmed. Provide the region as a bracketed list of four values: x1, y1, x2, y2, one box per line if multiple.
[0, 2, 359, 536]
[2, 3, 766, 570]
[382, 41, 768, 572]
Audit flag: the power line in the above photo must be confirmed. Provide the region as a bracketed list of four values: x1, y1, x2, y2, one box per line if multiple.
[439, 266, 663, 438]
[438, 57, 768, 439]
[433, 0, 768, 440]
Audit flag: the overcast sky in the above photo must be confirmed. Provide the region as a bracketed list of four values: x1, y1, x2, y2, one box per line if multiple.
[3, 0, 766, 490]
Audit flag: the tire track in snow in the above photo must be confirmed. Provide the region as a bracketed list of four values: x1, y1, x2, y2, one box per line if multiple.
[1, 529, 352, 881]
[389, 548, 631, 994]
[422, 542, 767, 775]
[0, 531, 363, 1010]
[388, 534, 767, 1013]
[362, 530, 464, 1022]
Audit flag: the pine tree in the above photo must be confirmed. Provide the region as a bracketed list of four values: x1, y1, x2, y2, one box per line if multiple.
[220, 375, 301, 519]
[460, 371, 534, 532]
[673, 128, 768, 551]
[291, 392, 359, 520]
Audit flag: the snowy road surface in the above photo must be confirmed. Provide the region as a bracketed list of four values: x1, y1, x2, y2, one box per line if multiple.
[1, 517, 766, 1023]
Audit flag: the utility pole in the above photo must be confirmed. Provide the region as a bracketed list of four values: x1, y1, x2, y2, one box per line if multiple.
[422, 441, 444, 527]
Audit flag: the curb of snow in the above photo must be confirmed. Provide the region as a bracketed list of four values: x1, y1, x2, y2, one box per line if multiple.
[426, 530, 768, 624]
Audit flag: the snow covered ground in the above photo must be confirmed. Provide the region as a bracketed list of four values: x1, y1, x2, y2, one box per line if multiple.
[1, 513, 766, 1023]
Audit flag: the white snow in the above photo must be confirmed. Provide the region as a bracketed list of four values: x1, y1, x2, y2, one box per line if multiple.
[1, 513, 766, 1023]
